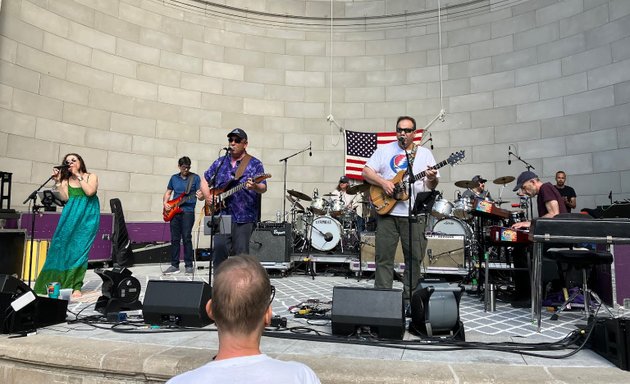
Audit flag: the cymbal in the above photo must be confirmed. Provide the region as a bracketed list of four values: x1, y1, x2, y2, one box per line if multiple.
[285, 195, 305, 211]
[454, 180, 479, 189]
[347, 183, 370, 195]
[493, 176, 515, 185]
[287, 189, 311, 201]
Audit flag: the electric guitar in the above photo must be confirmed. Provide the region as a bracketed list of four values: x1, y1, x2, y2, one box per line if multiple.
[163, 193, 198, 222]
[204, 173, 271, 216]
[369, 150, 465, 216]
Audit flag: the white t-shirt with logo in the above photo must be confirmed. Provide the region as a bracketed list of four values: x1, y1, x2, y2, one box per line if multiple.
[365, 141, 438, 217]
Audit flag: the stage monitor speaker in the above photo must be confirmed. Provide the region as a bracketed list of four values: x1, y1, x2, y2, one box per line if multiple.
[410, 279, 465, 340]
[250, 223, 291, 263]
[331, 286, 404, 340]
[0, 230, 26, 278]
[424, 235, 465, 269]
[142, 280, 212, 327]
[0, 274, 68, 334]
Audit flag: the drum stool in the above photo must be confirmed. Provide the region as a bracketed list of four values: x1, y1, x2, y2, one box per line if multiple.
[544, 248, 613, 321]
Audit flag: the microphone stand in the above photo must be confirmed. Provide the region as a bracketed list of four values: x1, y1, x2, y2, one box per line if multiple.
[278, 143, 311, 222]
[207, 148, 231, 283]
[510, 152, 536, 221]
[401, 140, 417, 307]
[22, 174, 55, 287]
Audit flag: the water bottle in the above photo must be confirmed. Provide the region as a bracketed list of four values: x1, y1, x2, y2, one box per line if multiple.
[276, 210, 282, 223]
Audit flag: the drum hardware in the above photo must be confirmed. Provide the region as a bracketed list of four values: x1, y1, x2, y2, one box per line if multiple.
[322, 193, 336, 197]
[287, 189, 312, 201]
[454, 180, 479, 189]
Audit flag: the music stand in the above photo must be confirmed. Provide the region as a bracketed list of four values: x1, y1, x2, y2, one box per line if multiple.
[412, 191, 438, 215]
[203, 215, 232, 236]
[37, 190, 65, 212]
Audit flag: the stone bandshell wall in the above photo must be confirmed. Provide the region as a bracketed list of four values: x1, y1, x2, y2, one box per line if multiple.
[1, 0, 629, 222]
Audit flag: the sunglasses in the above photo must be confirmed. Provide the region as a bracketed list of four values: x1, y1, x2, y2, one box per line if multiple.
[228, 137, 243, 144]
[396, 128, 415, 134]
[269, 285, 276, 306]
[65, 158, 78, 165]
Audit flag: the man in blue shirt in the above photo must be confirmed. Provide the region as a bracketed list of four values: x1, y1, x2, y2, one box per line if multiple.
[163, 156, 201, 274]
[200, 129, 268, 270]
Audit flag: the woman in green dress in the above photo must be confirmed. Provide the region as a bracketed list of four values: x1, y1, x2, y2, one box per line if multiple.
[34, 153, 100, 298]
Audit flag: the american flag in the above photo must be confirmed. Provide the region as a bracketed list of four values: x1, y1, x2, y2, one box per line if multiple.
[344, 129, 424, 180]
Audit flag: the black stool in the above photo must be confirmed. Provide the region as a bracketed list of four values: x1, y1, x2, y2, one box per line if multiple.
[543, 248, 612, 320]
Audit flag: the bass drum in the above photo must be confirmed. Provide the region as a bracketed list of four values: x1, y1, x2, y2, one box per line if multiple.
[310, 216, 342, 252]
[432, 217, 473, 238]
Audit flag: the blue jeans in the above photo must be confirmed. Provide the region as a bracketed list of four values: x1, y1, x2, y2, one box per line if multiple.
[170, 211, 195, 268]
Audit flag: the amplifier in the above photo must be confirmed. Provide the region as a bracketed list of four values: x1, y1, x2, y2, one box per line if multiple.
[256, 222, 287, 229]
[250, 223, 291, 263]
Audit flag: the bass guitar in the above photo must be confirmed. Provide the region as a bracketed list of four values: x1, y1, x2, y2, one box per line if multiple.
[369, 150, 465, 216]
[204, 173, 271, 216]
[163, 193, 198, 222]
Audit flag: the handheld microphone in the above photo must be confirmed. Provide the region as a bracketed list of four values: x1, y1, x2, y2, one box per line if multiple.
[54, 164, 70, 170]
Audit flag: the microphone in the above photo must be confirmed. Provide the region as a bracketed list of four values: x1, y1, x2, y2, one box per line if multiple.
[222, 147, 232, 152]
[398, 136, 405, 144]
[309, 141, 312, 157]
[54, 164, 70, 170]
[507, 145, 512, 165]
[457, 190, 461, 200]
[429, 132, 434, 150]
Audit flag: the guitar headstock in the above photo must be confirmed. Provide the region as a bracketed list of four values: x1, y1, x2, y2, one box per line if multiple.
[447, 150, 465, 165]
[253, 173, 272, 183]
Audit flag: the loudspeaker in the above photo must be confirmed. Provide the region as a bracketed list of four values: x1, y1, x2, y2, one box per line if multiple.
[250, 223, 291, 263]
[331, 286, 404, 340]
[0, 275, 68, 334]
[424, 235, 465, 269]
[142, 280, 212, 327]
[94, 267, 142, 315]
[0, 230, 26, 278]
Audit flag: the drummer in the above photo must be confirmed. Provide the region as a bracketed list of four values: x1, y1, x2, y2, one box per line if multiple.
[330, 176, 363, 230]
[461, 175, 492, 200]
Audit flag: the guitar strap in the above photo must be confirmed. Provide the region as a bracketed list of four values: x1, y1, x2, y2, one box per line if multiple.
[234, 154, 252, 180]
[184, 173, 196, 195]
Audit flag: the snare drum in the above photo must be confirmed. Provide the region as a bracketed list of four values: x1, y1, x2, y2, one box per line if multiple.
[309, 197, 329, 215]
[452, 197, 472, 220]
[432, 199, 453, 219]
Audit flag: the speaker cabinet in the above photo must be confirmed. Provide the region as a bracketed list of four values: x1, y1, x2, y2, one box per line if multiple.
[424, 235, 465, 269]
[250, 223, 291, 263]
[0, 230, 26, 278]
[0, 275, 68, 334]
[142, 280, 212, 327]
[331, 286, 404, 340]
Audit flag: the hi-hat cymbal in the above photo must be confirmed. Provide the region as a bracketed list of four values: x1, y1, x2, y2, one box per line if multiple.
[493, 176, 515, 185]
[347, 183, 370, 195]
[285, 195, 305, 211]
[455, 180, 479, 189]
[287, 189, 311, 201]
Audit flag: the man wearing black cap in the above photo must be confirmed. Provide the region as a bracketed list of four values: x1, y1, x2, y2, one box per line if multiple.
[200, 128, 267, 269]
[461, 175, 492, 200]
[511, 170, 567, 230]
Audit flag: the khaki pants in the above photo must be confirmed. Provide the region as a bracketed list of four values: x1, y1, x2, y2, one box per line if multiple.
[374, 215, 427, 302]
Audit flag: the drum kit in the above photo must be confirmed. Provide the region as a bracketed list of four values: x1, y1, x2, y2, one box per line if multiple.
[286, 186, 370, 253]
[427, 175, 527, 266]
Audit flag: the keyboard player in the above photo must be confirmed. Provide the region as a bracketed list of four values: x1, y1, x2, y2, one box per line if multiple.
[508, 171, 568, 306]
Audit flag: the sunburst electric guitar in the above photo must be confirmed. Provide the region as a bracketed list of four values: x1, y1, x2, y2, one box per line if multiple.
[163, 193, 198, 222]
[204, 173, 271, 216]
[369, 150, 465, 216]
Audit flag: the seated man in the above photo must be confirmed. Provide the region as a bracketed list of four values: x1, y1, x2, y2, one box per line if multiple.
[167, 255, 321, 384]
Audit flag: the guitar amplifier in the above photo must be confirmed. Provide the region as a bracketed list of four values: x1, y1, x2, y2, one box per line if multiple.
[424, 235, 466, 270]
[250, 223, 291, 263]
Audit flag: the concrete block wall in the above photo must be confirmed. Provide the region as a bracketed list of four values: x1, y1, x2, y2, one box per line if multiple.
[1, 0, 629, 225]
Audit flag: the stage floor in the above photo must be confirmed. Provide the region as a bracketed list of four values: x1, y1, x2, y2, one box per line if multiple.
[9, 262, 630, 383]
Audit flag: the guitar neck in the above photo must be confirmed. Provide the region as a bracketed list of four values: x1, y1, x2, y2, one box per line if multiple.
[412, 159, 448, 181]
[220, 182, 246, 200]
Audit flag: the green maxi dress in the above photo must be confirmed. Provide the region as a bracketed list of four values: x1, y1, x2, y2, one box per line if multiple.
[34, 184, 100, 294]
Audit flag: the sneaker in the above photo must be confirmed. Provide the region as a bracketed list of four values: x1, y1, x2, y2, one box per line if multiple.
[163, 265, 180, 274]
[185, 267, 194, 274]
